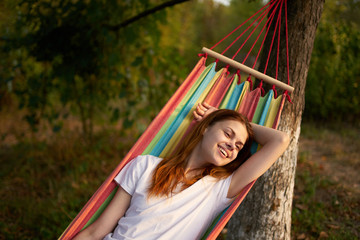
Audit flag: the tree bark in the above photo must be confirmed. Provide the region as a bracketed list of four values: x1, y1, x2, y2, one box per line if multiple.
[227, 1, 325, 239]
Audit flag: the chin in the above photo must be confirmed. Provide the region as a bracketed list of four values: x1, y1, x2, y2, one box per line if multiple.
[212, 159, 229, 167]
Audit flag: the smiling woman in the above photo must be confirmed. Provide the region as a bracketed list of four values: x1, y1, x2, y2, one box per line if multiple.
[73, 102, 289, 240]
[193, 119, 249, 166]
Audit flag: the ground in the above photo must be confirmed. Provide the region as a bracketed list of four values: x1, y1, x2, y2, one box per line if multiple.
[292, 122, 359, 240]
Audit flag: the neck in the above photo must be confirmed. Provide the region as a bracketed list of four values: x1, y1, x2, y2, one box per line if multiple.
[185, 144, 207, 173]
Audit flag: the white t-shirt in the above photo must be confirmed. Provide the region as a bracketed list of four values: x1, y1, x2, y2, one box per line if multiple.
[104, 155, 233, 240]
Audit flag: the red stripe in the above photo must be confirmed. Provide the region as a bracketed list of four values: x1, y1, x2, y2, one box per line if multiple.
[205, 69, 233, 107]
[238, 88, 261, 121]
[272, 94, 286, 129]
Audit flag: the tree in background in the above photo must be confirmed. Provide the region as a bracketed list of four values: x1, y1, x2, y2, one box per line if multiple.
[0, 0, 191, 139]
[305, 0, 360, 122]
[227, 1, 325, 239]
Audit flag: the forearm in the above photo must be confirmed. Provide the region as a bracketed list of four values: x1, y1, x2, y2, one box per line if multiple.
[73, 187, 131, 240]
[250, 122, 289, 147]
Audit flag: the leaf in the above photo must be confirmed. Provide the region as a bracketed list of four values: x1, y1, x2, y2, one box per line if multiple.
[52, 122, 63, 133]
[131, 56, 143, 66]
[123, 117, 134, 129]
[110, 108, 120, 123]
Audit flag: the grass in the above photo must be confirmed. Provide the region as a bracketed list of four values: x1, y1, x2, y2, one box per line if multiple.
[0, 117, 359, 239]
[291, 122, 360, 240]
[0, 130, 135, 239]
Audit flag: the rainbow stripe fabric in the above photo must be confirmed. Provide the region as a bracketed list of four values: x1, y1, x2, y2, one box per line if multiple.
[59, 57, 286, 240]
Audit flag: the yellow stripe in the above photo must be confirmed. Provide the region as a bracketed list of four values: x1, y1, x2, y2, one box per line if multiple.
[234, 81, 250, 111]
[219, 74, 237, 109]
[264, 94, 283, 128]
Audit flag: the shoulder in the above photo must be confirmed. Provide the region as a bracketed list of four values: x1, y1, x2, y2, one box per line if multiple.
[114, 155, 162, 186]
[127, 155, 163, 171]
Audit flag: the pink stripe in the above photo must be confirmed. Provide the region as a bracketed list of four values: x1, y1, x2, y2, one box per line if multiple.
[238, 88, 261, 121]
[272, 94, 286, 129]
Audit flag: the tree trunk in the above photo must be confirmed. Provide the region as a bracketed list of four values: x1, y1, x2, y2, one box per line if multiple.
[227, 1, 325, 239]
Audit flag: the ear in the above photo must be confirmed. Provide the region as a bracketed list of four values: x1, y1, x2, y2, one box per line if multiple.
[203, 127, 208, 135]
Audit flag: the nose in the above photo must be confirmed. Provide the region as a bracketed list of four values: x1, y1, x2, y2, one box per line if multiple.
[225, 142, 235, 151]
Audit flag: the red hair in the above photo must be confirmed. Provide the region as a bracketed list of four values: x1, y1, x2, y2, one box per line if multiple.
[148, 109, 254, 198]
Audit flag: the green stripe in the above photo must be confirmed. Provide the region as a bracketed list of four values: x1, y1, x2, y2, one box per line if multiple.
[81, 188, 117, 230]
[142, 63, 214, 155]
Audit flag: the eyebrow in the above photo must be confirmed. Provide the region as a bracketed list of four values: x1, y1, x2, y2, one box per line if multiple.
[227, 127, 244, 146]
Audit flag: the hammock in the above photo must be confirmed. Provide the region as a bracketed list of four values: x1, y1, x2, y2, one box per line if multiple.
[60, 0, 293, 239]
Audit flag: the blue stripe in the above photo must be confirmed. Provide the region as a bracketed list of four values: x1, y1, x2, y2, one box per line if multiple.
[150, 64, 217, 156]
[225, 82, 245, 110]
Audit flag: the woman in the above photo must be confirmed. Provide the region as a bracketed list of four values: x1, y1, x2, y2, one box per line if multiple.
[74, 102, 290, 240]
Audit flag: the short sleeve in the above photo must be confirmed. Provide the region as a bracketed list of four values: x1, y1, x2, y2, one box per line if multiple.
[114, 156, 147, 195]
[213, 174, 234, 207]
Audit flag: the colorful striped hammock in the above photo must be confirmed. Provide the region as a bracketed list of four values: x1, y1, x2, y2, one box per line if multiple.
[59, 56, 288, 239]
[60, 0, 294, 238]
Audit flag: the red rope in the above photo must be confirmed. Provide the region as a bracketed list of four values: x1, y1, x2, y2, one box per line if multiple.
[284, 90, 292, 103]
[246, 75, 253, 90]
[264, 0, 284, 75]
[275, 0, 283, 80]
[206, 0, 293, 103]
[258, 80, 265, 97]
[252, 0, 282, 69]
[198, 53, 208, 59]
[283, 0, 292, 103]
[241, 1, 278, 65]
[209, 1, 272, 51]
[284, 0, 292, 105]
[231, 2, 275, 60]
[236, 70, 241, 84]
[221, 4, 271, 56]
[272, 85, 278, 99]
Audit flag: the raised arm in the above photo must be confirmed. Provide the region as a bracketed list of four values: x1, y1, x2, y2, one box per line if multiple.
[227, 123, 289, 198]
[193, 102, 290, 198]
[73, 187, 131, 240]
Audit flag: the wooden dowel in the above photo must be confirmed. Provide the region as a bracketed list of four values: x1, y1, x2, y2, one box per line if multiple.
[202, 47, 294, 93]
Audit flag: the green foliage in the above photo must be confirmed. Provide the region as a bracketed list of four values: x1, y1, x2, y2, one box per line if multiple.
[0, 0, 190, 139]
[305, 0, 360, 123]
[0, 130, 135, 239]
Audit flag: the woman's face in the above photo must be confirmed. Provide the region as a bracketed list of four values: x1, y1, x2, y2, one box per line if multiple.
[199, 119, 248, 167]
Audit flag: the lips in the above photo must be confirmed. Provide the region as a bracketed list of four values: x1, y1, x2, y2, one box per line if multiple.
[218, 145, 229, 158]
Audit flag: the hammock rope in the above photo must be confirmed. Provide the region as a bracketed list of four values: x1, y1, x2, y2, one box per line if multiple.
[232, 0, 280, 62]
[205, 0, 292, 101]
[210, 1, 272, 51]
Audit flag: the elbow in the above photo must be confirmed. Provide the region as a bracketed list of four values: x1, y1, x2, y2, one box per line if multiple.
[279, 132, 290, 149]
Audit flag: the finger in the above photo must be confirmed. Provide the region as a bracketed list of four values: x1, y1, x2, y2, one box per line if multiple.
[193, 110, 201, 121]
[198, 103, 208, 112]
[202, 102, 212, 109]
[196, 104, 205, 116]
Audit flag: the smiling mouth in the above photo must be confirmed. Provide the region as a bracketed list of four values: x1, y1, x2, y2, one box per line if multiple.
[218, 145, 228, 158]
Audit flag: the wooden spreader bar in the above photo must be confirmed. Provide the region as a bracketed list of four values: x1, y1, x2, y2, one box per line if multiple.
[202, 47, 294, 93]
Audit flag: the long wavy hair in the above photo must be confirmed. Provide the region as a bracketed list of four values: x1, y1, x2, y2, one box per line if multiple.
[148, 109, 254, 198]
